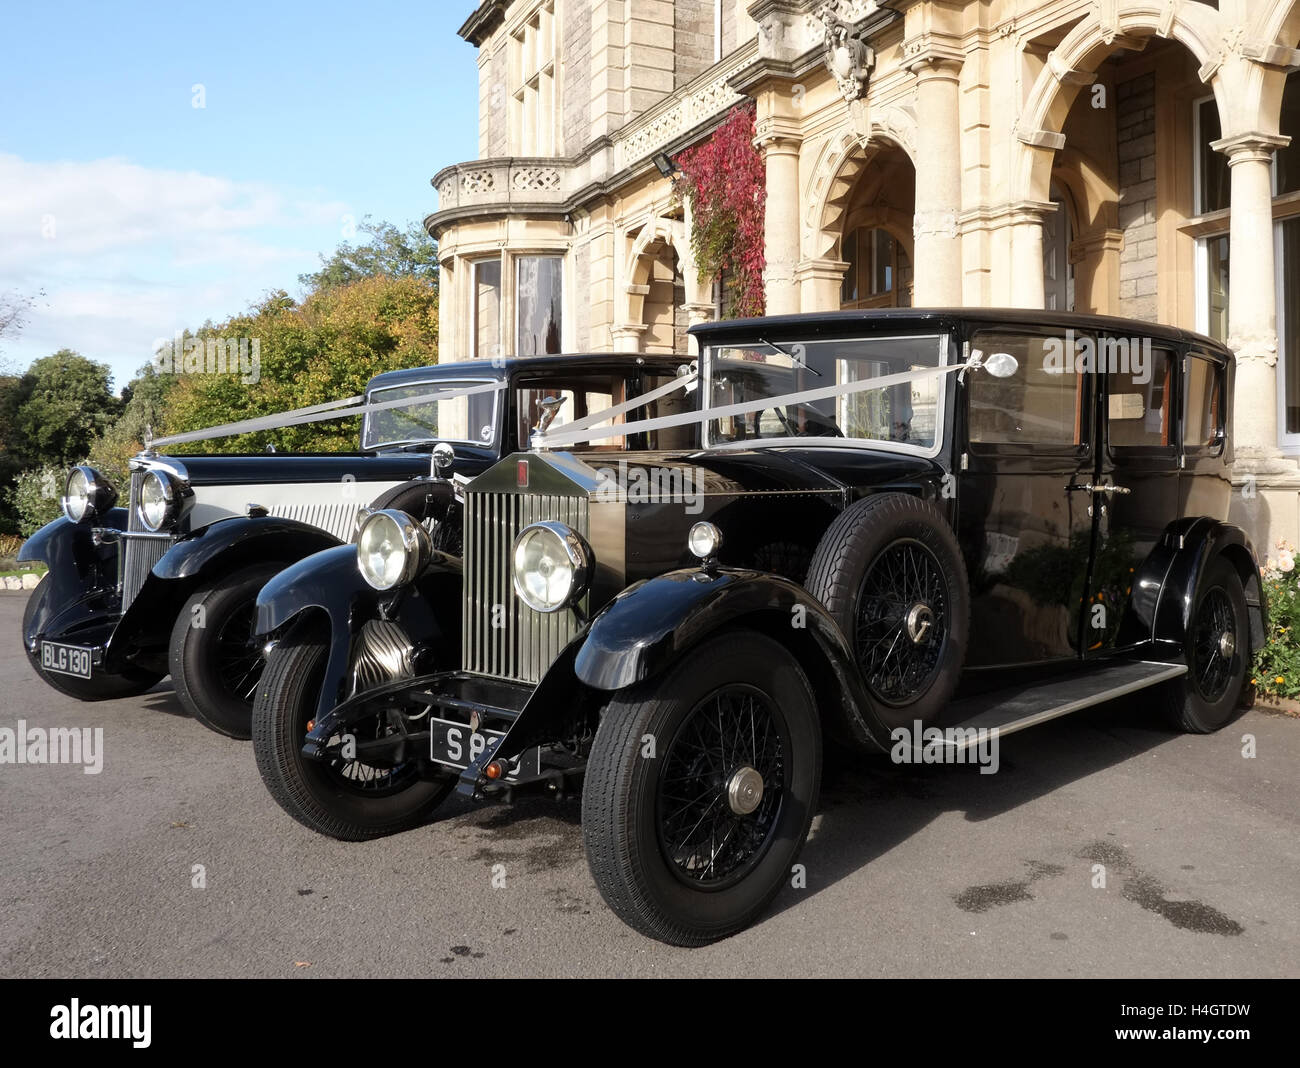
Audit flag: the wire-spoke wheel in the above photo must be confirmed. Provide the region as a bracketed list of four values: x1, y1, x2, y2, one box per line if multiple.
[252, 619, 451, 840]
[583, 629, 820, 946]
[1165, 558, 1250, 734]
[854, 538, 949, 706]
[170, 562, 284, 738]
[805, 492, 969, 728]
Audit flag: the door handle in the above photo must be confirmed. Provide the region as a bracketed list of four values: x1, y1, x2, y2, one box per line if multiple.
[1065, 482, 1132, 495]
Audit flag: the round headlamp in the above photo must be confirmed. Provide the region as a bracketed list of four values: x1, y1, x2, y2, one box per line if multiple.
[356, 509, 431, 591]
[512, 521, 591, 613]
[136, 470, 191, 532]
[687, 521, 723, 561]
[62, 466, 117, 524]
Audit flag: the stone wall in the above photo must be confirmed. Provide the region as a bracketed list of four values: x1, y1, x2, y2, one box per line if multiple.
[562, 0, 592, 154]
[675, 0, 715, 88]
[1116, 72, 1157, 322]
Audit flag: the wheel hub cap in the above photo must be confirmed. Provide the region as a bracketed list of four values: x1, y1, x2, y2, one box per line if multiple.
[905, 603, 933, 644]
[1218, 630, 1236, 659]
[726, 766, 765, 815]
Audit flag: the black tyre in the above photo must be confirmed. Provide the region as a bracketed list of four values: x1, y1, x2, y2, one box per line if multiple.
[1165, 559, 1250, 733]
[169, 562, 282, 738]
[804, 492, 969, 728]
[582, 629, 821, 946]
[22, 575, 163, 700]
[251, 621, 452, 840]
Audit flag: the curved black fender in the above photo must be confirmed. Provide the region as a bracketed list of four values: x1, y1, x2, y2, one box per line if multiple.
[574, 567, 891, 752]
[18, 511, 127, 653]
[110, 516, 344, 656]
[1150, 517, 1266, 653]
[255, 545, 463, 721]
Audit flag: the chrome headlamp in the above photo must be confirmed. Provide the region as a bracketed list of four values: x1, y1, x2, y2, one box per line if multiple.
[512, 521, 591, 613]
[62, 466, 118, 523]
[356, 509, 431, 591]
[136, 470, 192, 532]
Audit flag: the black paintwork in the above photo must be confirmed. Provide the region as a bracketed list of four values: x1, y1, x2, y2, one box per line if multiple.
[257, 310, 1263, 794]
[22, 354, 687, 683]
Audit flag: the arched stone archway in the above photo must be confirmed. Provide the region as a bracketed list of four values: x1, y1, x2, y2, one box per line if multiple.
[614, 215, 710, 355]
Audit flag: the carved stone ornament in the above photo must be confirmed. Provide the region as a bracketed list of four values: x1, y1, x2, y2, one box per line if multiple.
[821, 8, 875, 103]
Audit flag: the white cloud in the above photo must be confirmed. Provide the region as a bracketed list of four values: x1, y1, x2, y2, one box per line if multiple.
[0, 153, 349, 388]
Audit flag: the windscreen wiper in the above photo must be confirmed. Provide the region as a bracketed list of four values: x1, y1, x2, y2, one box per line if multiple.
[757, 337, 822, 376]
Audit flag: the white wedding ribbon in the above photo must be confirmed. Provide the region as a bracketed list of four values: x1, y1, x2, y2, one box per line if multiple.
[149, 380, 507, 448]
[535, 355, 980, 449]
[533, 369, 697, 440]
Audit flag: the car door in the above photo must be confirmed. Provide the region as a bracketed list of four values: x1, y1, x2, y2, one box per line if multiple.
[958, 327, 1097, 674]
[1087, 335, 1180, 655]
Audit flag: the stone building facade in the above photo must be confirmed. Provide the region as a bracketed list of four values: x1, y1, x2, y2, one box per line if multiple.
[427, 0, 1300, 549]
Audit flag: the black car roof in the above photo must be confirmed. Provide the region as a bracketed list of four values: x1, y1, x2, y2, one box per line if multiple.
[688, 308, 1231, 361]
[366, 353, 690, 393]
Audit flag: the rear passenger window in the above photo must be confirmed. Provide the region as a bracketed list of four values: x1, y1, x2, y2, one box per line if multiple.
[1108, 345, 1173, 449]
[968, 332, 1087, 446]
[1183, 354, 1224, 450]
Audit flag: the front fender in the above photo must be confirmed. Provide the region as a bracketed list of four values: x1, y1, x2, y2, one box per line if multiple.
[574, 567, 888, 750]
[111, 516, 346, 654]
[18, 511, 127, 649]
[154, 515, 342, 582]
[256, 546, 464, 720]
[1153, 518, 1266, 652]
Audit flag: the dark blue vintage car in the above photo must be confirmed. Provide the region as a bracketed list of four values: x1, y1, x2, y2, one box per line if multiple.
[249, 309, 1263, 946]
[20, 354, 692, 738]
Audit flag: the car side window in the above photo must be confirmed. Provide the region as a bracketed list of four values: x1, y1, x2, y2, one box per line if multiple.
[1183, 354, 1225, 451]
[967, 331, 1088, 447]
[1107, 344, 1173, 450]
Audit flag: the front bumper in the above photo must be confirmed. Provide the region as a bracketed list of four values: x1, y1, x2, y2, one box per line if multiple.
[302, 663, 586, 799]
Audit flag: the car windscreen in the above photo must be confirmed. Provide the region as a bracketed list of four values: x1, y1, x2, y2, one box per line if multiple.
[704, 335, 946, 451]
[516, 371, 695, 450]
[362, 380, 499, 450]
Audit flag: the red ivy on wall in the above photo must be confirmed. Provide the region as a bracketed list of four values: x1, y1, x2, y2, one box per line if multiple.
[676, 103, 766, 319]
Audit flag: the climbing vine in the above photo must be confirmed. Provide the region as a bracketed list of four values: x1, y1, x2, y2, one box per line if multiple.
[676, 103, 766, 319]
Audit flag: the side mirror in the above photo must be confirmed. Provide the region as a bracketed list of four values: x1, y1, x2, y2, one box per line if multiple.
[431, 442, 455, 477]
[984, 352, 1019, 378]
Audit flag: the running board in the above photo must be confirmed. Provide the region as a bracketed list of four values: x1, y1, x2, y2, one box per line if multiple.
[919, 660, 1187, 754]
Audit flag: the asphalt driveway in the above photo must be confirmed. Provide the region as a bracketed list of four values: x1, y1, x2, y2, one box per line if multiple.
[2, 589, 1296, 978]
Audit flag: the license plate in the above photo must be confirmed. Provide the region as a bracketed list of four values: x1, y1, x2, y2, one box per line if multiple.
[41, 642, 93, 679]
[428, 717, 537, 782]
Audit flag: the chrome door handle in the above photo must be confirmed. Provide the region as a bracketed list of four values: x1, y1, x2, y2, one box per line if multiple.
[1065, 482, 1132, 495]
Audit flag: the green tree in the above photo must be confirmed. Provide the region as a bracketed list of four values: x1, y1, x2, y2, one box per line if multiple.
[7, 350, 121, 468]
[299, 218, 439, 291]
[164, 273, 439, 453]
[87, 365, 179, 484]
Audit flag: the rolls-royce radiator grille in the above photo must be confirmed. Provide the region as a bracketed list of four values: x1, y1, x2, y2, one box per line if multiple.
[121, 471, 172, 612]
[463, 491, 588, 683]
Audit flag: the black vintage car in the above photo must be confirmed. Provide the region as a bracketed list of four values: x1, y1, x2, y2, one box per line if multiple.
[19, 354, 694, 738]
[250, 309, 1263, 946]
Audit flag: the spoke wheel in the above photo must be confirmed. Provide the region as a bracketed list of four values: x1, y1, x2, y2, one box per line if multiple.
[583, 629, 821, 946]
[1164, 558, 1249, 734]
[657, 685, 786, 890]
[854, 538, 949, 707]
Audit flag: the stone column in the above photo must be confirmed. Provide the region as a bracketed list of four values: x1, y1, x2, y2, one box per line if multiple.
[681, 302, 715, 356]
[1213, 132, 1289, 467]
[610, 324, 646, 353]
[1005, 201, 1057, 309]
[795, 259, 850, 313]
[907, 53, 963, 306]
[757, 126, 802, 316]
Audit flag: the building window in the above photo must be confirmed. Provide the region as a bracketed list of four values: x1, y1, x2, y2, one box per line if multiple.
[1193, 74, 1300, 448]
[471, 258, 502, 359]
[515, 255, 563, 355]
[509, 1, 557, 156]
[841, 227, 912, 308]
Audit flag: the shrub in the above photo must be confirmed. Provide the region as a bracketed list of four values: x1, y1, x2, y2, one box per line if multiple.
[1252, 540, 1300, 699]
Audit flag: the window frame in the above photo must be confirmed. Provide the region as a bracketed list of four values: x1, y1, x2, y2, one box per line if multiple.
[1182, 350, 1227, 459]
[1103, 340, 1178, 461]
[963, 327, 1095, 458]
[362, 377, 501, 450]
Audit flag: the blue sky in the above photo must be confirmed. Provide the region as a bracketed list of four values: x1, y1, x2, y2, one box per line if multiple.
[0, 0, 480, 392]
